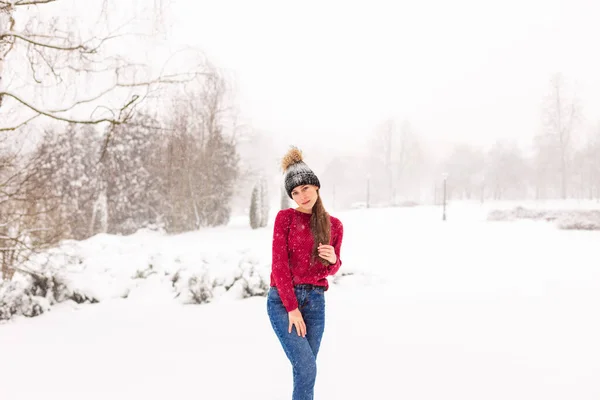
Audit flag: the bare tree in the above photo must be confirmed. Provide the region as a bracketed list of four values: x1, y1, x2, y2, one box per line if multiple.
[369, 119, 424, 203]
[371, 119, 394, 201]
[533, 132, 559, 199]
[394, 121, 425, 201]
[233, 129, 277, 216]
[0, 145, 61, 281]
[591, 125, 600, 200]
[0, 0, 204, 135]
[155, 70, 239, 232]
[442, 144, 485, 200]
[485, 141, 529, 200]
[572, 124, 600, 200]
[540, 73, 580, 199]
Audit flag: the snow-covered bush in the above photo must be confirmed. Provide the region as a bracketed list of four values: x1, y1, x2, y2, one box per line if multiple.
[187, 272, 216, 304]
[172, 256, 269, 305]
[488, 207, 600, 230]
[0, 269, 97, 321]
[0, 280, 49, 321]
[237, 258, 270, 298]
[29, 272, 98, 304]
[556, 211, 600, 231]
[487, 206, 563, 221]
[397, 201, 420, 207]
[0, 225, 298, 321]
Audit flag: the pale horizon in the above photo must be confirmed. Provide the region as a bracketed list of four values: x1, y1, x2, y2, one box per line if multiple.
[170, 0, 600, 156]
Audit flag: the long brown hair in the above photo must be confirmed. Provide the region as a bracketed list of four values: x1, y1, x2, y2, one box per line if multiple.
[310, 191, 331, 266]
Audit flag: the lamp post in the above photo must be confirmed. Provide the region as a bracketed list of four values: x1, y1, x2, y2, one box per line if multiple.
[481, 174, 485, 205]
[332, 184, 336, 210]
[366, 173, 371, 209]
[442, 173, 448, 221]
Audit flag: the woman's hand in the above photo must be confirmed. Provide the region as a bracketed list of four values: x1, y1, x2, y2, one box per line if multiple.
[288, 308, 306, 337]
[318, 243, 337, 264]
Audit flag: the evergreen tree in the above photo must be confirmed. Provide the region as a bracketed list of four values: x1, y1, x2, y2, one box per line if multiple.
[280, 184, 291, 210]
[100, 113, 163, 234]
[29, 124, 100, 240]
[249, 176, 269, 229]
[259, 177, 269, 227]
[249, 183, 261, 229]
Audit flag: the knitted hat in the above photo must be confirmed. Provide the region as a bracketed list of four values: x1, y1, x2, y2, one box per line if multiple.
[281, 146, 320, 199]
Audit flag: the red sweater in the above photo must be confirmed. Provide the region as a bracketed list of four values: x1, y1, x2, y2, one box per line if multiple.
[270, 208, 344, 312]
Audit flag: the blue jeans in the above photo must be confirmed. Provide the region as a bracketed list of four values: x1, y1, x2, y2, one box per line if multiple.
[267, 285, 326, 400]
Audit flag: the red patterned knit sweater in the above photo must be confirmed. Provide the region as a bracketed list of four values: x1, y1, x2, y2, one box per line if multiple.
[270, 208, 344, 312]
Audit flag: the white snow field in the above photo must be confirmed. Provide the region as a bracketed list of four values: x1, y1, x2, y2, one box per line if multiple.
[1, 202, 599, 400]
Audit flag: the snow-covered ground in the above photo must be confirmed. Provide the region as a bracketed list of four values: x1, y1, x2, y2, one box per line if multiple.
[1, 202, 599, 399]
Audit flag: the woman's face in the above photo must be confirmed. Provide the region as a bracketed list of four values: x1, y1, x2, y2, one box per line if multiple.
[291, 184, 319, 212]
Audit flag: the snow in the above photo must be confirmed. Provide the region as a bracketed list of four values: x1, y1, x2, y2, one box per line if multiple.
[1, 202, 600, 399]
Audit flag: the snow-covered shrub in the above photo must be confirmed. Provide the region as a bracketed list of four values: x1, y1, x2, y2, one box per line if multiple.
[0, 258, 98, 321]
[133, 263, 158, 279]
[556, 210, 600, 231]
[29, 272, 97, 304]
[331, 271, 355, 285]
[486, 209, 514, 221]
[187, 273, 216, 304]
[1, 223, 274, 320]
[173, 256, 270, 304]
[237, 259, 269, 298]
[488, 207, 600, 231]
[0, 280, 50, 321]
[396, 201, 419, 207]
[489, 206, 568, 222]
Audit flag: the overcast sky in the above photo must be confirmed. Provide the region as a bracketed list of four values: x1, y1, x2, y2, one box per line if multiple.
[168, 0, 600, 156]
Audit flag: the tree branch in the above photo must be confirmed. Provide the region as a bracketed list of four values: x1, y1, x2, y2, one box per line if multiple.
[1, 68, 209, 131]
[0, 11, 16, 60]
[0, 31, 88, 52]
[14, 0, 58, 6]
[47, 71, 208, 113]
[31, 43, 62, 83]
[0, 114, 40, 132]
[0, 91, 133, 126]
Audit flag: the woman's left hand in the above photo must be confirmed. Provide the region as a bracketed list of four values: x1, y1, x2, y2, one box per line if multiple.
[318, 243, 336, 264]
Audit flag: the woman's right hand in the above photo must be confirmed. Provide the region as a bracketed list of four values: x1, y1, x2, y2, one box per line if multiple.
[288, 308, 306, 337]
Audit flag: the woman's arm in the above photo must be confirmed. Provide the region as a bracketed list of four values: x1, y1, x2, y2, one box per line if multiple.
[271, 210, 298, 312]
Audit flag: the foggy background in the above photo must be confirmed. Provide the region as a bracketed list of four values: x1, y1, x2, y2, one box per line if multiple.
[1, 0, 600, 275]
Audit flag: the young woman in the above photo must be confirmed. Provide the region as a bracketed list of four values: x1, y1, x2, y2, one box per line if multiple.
[267, 146, 344, 400]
